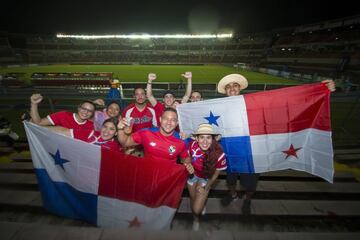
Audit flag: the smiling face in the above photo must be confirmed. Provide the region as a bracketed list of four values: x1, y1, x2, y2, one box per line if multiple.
[159, 110, 178, 136]
[100, 121, 117, 141]
[225, 82, 241, 96]
[77, 102, 95, 121]
[196, 134, 213, 151]
[106, 102, 121, 118]
[163, 93, 176, 107]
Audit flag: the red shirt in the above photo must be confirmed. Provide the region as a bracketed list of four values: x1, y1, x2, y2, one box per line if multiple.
[47, 111, 94, 130]
[153, 102, 165, 126]
[122, 103, 157, 132]
[132, 128, 189, 162]
[72, 129, 122, 152]
[190, 141, 227, 178]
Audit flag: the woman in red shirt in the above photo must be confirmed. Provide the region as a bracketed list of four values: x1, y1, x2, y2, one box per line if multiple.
[45, 117, 122, 152]
[188, 123, 227, 231]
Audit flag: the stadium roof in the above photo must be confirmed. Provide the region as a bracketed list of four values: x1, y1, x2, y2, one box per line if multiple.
[2, 0, 359, 35]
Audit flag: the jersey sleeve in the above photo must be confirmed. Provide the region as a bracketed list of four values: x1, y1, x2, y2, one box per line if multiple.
[179, 141, 190, 159]
[73, 129, 95, 142]
[121, 104, 133, 118]
[131, 129, 144, 144]
[47, 111, 66, 126]
[216, 152, 227, 171]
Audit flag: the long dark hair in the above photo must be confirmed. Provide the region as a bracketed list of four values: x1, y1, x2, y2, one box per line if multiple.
[202, 137, 224, 179]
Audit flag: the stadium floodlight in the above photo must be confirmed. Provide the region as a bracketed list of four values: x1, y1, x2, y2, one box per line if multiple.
[56, 33, 233, 39]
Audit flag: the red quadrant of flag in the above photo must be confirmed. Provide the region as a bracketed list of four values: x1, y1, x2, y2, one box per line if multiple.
[98, 148, 188, 209]
[244, 83, 331, 136]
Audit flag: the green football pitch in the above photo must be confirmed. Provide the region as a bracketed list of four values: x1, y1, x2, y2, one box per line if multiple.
[6, 64, 356, 141]
[0, 64, 301, 85]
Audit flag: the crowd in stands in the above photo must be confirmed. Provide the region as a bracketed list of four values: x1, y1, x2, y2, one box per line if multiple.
[1, 15, 358, 79]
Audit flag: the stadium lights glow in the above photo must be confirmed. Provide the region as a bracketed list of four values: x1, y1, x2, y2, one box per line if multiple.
[56, 33, 233, 39]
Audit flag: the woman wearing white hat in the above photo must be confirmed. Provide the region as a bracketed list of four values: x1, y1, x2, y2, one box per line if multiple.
[187, 123, 227, 231]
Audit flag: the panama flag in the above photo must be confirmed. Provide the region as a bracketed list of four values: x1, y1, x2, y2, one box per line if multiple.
[24, 121, 187, 229]
[177, 83, 334, 183]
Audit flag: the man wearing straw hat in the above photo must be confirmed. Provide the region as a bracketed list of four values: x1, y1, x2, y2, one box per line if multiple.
[217, 74, 335, 214]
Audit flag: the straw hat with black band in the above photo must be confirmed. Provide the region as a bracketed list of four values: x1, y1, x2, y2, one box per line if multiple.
[217, 74, 248, 94]
[192, 123, 221, 141]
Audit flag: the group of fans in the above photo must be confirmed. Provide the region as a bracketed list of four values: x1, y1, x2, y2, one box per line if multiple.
[28, 72, 336, 230]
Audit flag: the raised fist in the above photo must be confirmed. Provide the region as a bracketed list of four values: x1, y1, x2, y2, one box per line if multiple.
[148, 73, 157, 82]
[93, 98, 105, 106]
[30, 94, 43, 104]
[181, 72, 192, 80]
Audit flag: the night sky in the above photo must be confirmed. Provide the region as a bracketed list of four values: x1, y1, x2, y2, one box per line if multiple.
[1, 0, 359, 35]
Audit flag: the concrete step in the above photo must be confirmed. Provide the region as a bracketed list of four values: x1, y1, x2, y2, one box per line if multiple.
[1, 173, 360, 195]
[1, 189, 360, 217]
[335, 148, 360, 154]
[0, 162, 34, 173]
[1, 221, 360, 240]
[335, 154, 360, 163]
[0, 162, 336, 177]
[0, 147, 14, 154]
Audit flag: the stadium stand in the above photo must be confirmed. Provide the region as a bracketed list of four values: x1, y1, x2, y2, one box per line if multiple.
[0, 15, 359, 90]
[264, 15, 360, 76]
[21, 33, 269, 65]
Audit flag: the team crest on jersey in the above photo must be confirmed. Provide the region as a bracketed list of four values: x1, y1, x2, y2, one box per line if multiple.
[168, 145, 176, 154]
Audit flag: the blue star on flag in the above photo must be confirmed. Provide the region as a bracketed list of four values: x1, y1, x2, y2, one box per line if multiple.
[50, 149, 70, 170]
[204, 111, 220, 126]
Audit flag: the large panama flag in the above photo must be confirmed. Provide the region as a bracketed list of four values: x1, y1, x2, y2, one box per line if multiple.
[177, 83, 334, 183]
[24, 121, 187, 229]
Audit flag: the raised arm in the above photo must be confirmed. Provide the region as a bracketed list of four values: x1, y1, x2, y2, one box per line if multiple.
[30, 94, 51, 126]
[146, 73, 158, 107]
[117, 118, 138, 147]
[181, 72, 192, 104]
[93, 98, 105, 107]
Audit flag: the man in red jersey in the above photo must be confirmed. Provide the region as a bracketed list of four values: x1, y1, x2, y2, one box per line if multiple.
[30, 93, 94, 130]
[117, 108, 193, 173]
[122, 87, 157, 132]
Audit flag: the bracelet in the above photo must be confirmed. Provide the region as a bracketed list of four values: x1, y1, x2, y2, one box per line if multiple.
[147, 81, 152, 84]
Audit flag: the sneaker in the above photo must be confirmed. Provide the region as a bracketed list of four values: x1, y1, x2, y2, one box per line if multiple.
[192, 220, 200, 231]
[242, 199, 251, 215]
[201, 206, 206, 215]
[221, 194, 238, 206]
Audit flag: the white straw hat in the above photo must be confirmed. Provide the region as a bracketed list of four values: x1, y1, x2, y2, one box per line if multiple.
[217, 74, 248, 94]
[192, 123, 221, 141]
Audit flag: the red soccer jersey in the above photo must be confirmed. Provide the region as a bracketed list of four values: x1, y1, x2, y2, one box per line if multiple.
[47, 111, 94, 130]
[122, 103, 157, 132]
[132, 128, 189, 162]
[190, 141, 227, 178]
[72, 129, 122, 152]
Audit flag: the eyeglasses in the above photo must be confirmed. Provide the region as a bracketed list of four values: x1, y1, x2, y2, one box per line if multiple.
[79, 106, 94, 113]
